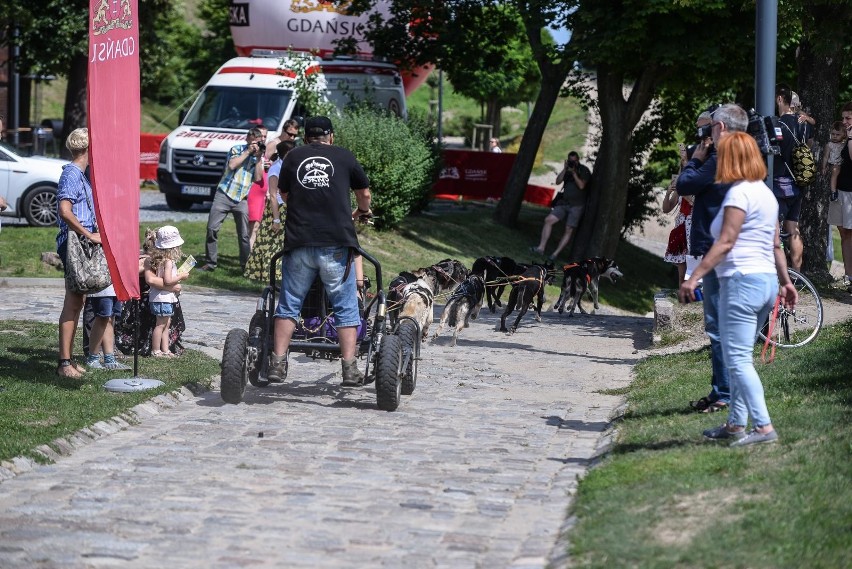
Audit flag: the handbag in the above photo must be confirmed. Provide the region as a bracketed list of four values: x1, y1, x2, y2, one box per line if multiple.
[64, 190, 111, 294]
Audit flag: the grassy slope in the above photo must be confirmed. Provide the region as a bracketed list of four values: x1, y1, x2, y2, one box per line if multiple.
[568, 319, 852, 568]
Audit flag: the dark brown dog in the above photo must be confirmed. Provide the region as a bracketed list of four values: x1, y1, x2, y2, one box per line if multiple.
[471, 256, 528, 313]
[499, 261, 555, 334]
[552, 257, 623, 316]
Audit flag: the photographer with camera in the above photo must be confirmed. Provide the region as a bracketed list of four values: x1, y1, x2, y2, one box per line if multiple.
[676, 104, 748, 414]
[530, 150, 592, 261]
[200, 127, 265, 272]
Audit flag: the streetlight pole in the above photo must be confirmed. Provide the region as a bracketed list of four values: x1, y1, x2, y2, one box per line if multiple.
[755, 0, 777, 179]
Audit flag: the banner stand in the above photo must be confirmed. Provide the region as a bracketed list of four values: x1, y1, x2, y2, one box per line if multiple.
[103, 300, 163, 392]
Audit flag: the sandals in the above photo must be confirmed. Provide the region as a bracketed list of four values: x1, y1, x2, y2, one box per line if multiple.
[689, 397, 728, 413]
[56, 359, 85, 379]
[152, 350, 177, 358]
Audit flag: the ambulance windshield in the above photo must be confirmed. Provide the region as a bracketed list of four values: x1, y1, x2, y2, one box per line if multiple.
[183, 86, 293, 130]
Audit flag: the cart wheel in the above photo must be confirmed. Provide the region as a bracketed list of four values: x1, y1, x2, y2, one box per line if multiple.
[247, 311, 269, 387]
[221, 328, 249, 404]
[397, 320, 418, 395]
[375, 334, 403, 411]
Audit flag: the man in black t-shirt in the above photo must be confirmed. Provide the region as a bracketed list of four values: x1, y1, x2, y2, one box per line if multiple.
[774, 83, 804, 270]
[269, 116, 373, 386]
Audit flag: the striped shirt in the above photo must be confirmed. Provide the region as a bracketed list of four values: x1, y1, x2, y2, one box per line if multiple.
[56, 163, 96, 250]
[217, 144, 259, 202]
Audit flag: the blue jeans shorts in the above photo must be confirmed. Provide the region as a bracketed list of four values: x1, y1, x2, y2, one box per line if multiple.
[275, 246, 360, 328]
[88, 296, 123, 318]
[150, 302, 175, 317]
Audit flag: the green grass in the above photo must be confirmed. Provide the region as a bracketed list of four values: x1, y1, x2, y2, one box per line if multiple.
[0, 320, 219, 462]
[567, 319, 852, 568]
[0, 199, 671, 314]
[406, 73, 587, 174]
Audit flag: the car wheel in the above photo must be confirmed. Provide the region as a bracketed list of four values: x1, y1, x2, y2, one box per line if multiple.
[23, 186, 58, 227]
[165, 194, 195, 211]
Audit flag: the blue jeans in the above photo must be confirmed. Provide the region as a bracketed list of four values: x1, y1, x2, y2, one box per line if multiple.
[702, 270, 730, 404]
[719, 272, 776, 428]
[275, 246, 360, 328]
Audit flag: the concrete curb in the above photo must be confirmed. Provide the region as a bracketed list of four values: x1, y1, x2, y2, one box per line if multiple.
[0, 380, 216, 485]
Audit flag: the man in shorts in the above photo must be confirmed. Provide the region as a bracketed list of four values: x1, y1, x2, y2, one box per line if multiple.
[268, 116, 373, 386]
[531, 151, 591, 261]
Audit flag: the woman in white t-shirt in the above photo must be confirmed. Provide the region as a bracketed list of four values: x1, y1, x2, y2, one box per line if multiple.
[679, 132, 798, 447]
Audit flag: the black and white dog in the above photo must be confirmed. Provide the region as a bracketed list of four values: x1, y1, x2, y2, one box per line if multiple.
[552, 257, 623, 316]
[433, 273, 486, 346]
[499, 261, 555, 334]
[471, 256, 528, 313]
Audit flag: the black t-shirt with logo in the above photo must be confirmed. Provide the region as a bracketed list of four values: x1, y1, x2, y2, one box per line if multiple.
[279, 142, 370, 251]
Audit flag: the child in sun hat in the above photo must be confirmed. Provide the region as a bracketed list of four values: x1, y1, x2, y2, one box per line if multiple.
[146, 226, 189, 357]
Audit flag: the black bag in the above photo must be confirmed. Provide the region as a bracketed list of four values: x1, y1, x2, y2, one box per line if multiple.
[550, 191, 564, 208]
[65, 230, 111, 294]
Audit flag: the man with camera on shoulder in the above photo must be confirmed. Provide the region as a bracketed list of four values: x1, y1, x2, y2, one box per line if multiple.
[676, 103, 748, 414]
[200, 126, 265, 272]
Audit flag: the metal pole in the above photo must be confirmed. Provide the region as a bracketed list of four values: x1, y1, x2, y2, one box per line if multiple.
[437, 69, 443, 145]
[10, 26, 20, 148]
[755, 0, 777, 179]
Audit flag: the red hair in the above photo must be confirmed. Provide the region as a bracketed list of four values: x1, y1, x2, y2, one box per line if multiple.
[715, 132, 767, 184]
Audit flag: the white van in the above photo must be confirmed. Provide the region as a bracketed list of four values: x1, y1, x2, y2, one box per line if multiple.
[157, 52, 407, 210]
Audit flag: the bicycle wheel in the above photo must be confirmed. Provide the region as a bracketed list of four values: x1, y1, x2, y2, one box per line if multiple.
[758, 268, 823, 348]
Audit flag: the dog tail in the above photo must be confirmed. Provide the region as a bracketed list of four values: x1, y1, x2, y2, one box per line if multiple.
[446, 302, 462, 328]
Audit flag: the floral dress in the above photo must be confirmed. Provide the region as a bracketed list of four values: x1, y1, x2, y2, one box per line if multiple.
[243, 198, 286, 283]
[663, 198, 693, 264]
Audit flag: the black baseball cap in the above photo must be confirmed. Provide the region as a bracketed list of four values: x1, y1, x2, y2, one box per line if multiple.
[304, 116, 334, 136]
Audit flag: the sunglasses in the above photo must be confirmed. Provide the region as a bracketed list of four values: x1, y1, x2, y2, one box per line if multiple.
[285, 131, 298, 138]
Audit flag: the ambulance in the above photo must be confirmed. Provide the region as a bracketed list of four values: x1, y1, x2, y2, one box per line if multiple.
[156, 52, 407, 210]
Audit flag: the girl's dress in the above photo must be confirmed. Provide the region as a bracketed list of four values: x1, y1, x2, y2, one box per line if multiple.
[663, 198, 693, 264]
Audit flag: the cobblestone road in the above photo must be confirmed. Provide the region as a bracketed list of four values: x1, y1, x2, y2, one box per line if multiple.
[0, 279, 651, 568]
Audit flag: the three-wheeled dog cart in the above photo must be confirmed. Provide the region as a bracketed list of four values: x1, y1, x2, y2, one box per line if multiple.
[219, 247, 418, 411]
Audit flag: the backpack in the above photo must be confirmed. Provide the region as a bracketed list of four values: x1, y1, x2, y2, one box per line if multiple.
[781, 120, 816, 187]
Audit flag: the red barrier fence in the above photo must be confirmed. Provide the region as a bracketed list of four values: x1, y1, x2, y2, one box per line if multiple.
[140, 133, 167, 181]
[433, 149, 555, 207]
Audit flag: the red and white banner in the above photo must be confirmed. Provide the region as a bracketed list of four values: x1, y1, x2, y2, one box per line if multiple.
[88, 0, 141, 300]
[433, 150, 556, 207]
[140, 133, 166, 180]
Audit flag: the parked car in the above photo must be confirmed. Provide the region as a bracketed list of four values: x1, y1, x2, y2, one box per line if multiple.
[0, 142, 66, 227]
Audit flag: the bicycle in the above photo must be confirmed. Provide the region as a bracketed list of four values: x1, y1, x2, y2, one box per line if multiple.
[756, 224, 824, 348]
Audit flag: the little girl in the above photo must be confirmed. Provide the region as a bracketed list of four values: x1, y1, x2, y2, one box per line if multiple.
[147, 226, 188, 357]
[823, 121, 846, 202]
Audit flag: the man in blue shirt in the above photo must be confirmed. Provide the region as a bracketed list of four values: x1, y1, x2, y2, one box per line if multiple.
[200, 127, 264, 271]
[676, 104, 747, 413]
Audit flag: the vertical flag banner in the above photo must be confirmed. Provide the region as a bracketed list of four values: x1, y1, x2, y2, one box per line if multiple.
[88, 0, 141, 300]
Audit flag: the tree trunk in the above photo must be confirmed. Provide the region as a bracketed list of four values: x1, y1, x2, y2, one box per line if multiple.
[486, 98, 502, 142]
[61, 53, 88, 157]
[796, 6, 851, 283]
[493, 76, 561, 227]
[571, 65, 658, 259]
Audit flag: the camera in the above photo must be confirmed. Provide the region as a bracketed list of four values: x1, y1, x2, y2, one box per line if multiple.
[696, 123, 713, 141]
[255, 141, 266, 155]
[746, 108, 782, 156]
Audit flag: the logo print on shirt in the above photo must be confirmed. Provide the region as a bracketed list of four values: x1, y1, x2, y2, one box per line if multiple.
[297, 156, 334, 189]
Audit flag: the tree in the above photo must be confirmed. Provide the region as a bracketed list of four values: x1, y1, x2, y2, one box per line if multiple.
[792, 0, 852, 282]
